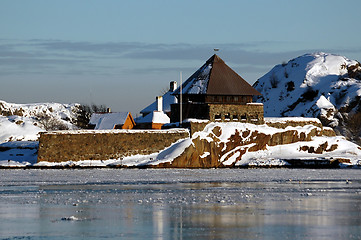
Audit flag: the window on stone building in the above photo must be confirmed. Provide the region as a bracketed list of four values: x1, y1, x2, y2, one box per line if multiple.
[225, 113, 231, 120]
[241, 114, 247, 121]
[215, 114, 221, 120]
[233, 115, 238, 121]
[251, 115, 259, 122]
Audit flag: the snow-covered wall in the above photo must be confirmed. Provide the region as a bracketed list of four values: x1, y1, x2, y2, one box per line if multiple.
[37, 129, 189, 162]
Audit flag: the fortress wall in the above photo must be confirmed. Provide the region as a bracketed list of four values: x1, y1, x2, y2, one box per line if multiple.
[209, 103, 264, 124]
[37, 129, 189, 162]
[264, 117, 323, 128]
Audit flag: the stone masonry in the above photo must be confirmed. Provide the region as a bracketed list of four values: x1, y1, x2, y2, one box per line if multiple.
[37, 129, 189, 162]
[209, 103, 264, 124]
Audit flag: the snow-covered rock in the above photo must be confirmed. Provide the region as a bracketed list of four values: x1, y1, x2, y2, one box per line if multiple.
[253, 52, 361, 122]
[0, 100, 80, 143]
[145, 121, 359, 168]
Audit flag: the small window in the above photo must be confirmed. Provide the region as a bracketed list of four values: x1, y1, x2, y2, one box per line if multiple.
[215, 114, 221, 120]
[225, 113, 230, 120]
[251, 115, 259, 122]
[233, 115, 238, 120]
[241, 115, 247, 121]
[234, 96, 239, 102]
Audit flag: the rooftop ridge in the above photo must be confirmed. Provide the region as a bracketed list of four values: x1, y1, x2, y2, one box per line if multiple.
[173, 54, 261, 96]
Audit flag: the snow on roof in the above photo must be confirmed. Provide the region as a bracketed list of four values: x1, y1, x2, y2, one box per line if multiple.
[89, 112, 130, 130]
[173, 54, 261, 96]
[182, 62, 212, 95]
[136, 111, 170, 124]
[140, 90, 177, 114]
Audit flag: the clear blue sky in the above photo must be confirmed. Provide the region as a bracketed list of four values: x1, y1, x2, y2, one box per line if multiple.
[1, 0, 360, 115]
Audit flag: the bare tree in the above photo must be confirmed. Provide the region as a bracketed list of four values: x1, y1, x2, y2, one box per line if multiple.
[35, 112, 69, 131]
[75, 104, 108, 129]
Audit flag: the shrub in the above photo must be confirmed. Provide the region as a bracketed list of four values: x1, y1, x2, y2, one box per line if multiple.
[284, 69, 289, 78]
[286, 81, 295, 92]
[35, 112, 69, 131]
[302, 87, 318, 101]
[75, 104, 108, 129]
[270, 72, 279, 88]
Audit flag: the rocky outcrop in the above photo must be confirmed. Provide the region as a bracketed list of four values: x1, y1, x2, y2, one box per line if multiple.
[252, 52, 361, 145]
[157, 121, 338, 168]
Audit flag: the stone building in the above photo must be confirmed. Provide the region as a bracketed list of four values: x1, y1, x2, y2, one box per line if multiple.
[170, 54, 264, 124]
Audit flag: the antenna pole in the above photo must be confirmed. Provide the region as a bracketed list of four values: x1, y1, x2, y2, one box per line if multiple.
[180, 71, 182, 127]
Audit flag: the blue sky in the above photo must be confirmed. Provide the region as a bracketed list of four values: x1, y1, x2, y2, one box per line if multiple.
[1, 0, 360, 115]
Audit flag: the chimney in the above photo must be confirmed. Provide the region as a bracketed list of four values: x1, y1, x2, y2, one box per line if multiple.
[156, 96, 163, 112]
[170, 81, 177, 92]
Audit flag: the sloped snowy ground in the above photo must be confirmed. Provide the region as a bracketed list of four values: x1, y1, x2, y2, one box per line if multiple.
[0, 115, 43, 142]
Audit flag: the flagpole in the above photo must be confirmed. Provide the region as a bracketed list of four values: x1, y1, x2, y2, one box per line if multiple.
[180, 71, 182, 127]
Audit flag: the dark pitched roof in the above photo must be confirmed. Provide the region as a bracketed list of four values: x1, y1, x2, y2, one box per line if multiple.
[173, 54, 261, 96]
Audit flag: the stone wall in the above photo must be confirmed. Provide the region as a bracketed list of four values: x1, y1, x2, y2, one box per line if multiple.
[208, 103, 264, 124]
[170, 103, 264, 124]
[37, 129, 189, 162]
[264, 117, 323, 128]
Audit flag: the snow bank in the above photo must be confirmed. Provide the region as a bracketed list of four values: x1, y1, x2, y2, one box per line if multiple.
[0, 116, 43, 142]
[239, 136, 361, 166]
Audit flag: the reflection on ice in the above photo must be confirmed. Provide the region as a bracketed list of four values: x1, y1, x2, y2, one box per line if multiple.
[0, 169, 361, 239]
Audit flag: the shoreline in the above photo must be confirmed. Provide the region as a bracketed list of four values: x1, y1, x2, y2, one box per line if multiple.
[1, 158, 360, 169]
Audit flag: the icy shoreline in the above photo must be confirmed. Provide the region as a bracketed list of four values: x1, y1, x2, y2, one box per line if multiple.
[0, 157, 359, 169]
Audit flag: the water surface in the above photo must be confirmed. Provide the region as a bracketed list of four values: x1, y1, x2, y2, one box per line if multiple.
[1, 169, 361, 239]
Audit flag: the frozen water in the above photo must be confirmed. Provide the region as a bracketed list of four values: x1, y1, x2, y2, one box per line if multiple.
[1, 169, 361, 239]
